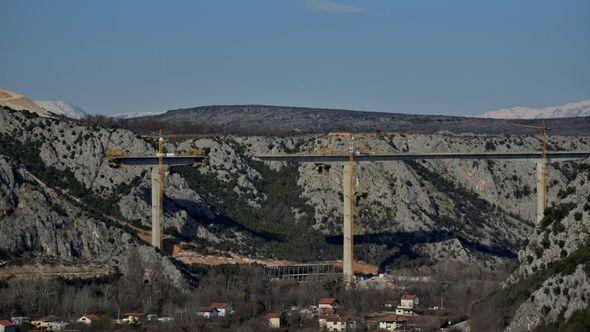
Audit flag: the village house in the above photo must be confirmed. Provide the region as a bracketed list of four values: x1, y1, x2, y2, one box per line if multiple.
[0, 320, 16, 332]
[31, 315, 68, 331]
[264, 312, 281, 329]
[211, 303, 234, 316]
[318, 297, 340, 313]
[146, 314, 159, 322]
[9, 317, 29, 326]
[378, 314, 408, 331]
[158, 316, 174, 323]
[122, 312, 145, 325]
[197, 306, 220, 319]
[384, 300, 396, 309]
[396, 294, 419, 316]
[77, 314, 101, 325]
[325, 315, 355, 332]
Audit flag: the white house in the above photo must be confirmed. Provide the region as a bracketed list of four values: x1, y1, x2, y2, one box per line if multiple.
[396, 294, 419, 315]
[211, 302, 234, 316]
[32, 315, 68, 331]
[325, 315, 354, 332]
[197, 306, 220, 319]
[378, 314, 408, 331]
[400, 294, 419, 308]
[121, 312, 145, 325]
[77, 314, 101, 325]
[318, 297, 340, 312]
[264, 312, 281, 329]
[158, 317, 174, 323]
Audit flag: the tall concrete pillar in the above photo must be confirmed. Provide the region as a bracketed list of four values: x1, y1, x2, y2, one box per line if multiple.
[151, 167, 164, 249]
[536, 160, 546, 224]
[342, 164, 354, 286]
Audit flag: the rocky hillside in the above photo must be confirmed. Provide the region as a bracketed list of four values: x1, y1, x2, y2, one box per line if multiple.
[1, 106, 589, 311]
[469, 162, 590, 330]
[0, 88, 49, 117]
[503, 161, 590, 331]
[0, 154, 191, 289]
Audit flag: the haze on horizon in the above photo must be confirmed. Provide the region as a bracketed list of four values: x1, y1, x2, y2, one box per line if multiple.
[1, 0, 589, 116]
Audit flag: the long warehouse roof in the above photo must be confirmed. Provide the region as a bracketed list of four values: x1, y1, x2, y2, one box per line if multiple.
[254, 151, 590, 163]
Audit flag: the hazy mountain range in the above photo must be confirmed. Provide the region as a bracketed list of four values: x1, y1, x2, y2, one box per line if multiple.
[112, 111, 165, 119]
[482, 100, 590, 119]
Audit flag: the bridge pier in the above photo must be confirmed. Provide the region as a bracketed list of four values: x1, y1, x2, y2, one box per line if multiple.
[536, 160, 546, 224]
[151, 167, 165, 249]
[342, 164, 354, 286]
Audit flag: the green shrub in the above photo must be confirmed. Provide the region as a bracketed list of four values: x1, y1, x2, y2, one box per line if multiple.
[540, 203, 576, 231]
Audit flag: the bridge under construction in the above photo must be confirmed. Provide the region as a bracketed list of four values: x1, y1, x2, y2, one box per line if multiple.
[256, 148, 590, 287]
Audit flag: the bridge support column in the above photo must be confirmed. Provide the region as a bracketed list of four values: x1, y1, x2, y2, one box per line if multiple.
[151, 167, 164, 249]
[536, 160, 546, 224]
[342, 164, 354, 287]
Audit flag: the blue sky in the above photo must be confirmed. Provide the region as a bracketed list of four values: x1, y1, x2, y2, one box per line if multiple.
[1, 0, 589, 116]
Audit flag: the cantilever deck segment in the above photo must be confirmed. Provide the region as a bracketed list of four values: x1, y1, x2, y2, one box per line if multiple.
[110, 156, 206, 167]
[254, 151, 590, 162]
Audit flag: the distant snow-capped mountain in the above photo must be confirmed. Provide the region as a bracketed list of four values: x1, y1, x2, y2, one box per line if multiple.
[112, 111, 165, 119]
[482, 100, 590, 119]
[35, 101, 89, 119]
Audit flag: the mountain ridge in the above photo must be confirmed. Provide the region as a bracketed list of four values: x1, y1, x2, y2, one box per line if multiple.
[121, 104, 590, 136]
[482, 100, 590, 119]
[35, 101, 89, 119]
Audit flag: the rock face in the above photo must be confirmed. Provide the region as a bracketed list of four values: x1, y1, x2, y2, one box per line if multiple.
[506, 265, 590, 331]
[0, 155, 191, 288]
[1, 105, 589, 307]
[501, 159, 590, 330]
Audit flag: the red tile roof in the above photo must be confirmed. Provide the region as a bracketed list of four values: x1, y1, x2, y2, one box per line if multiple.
[197, 306, 218, 313]
[211, 302, 231, 309]
[264, 312, 281, 319]
[318, 297, 338, 305]
[82, 314, 101, 321]
[0, 320, 15, 327]
[326, 315, 344, 323]
[401, 294, 416, 300]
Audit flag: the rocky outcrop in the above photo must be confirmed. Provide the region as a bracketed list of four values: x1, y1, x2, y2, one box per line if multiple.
[506, 264, 590, 331]
[0, 155, 192, 288]
[500, 160, 590, 330]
